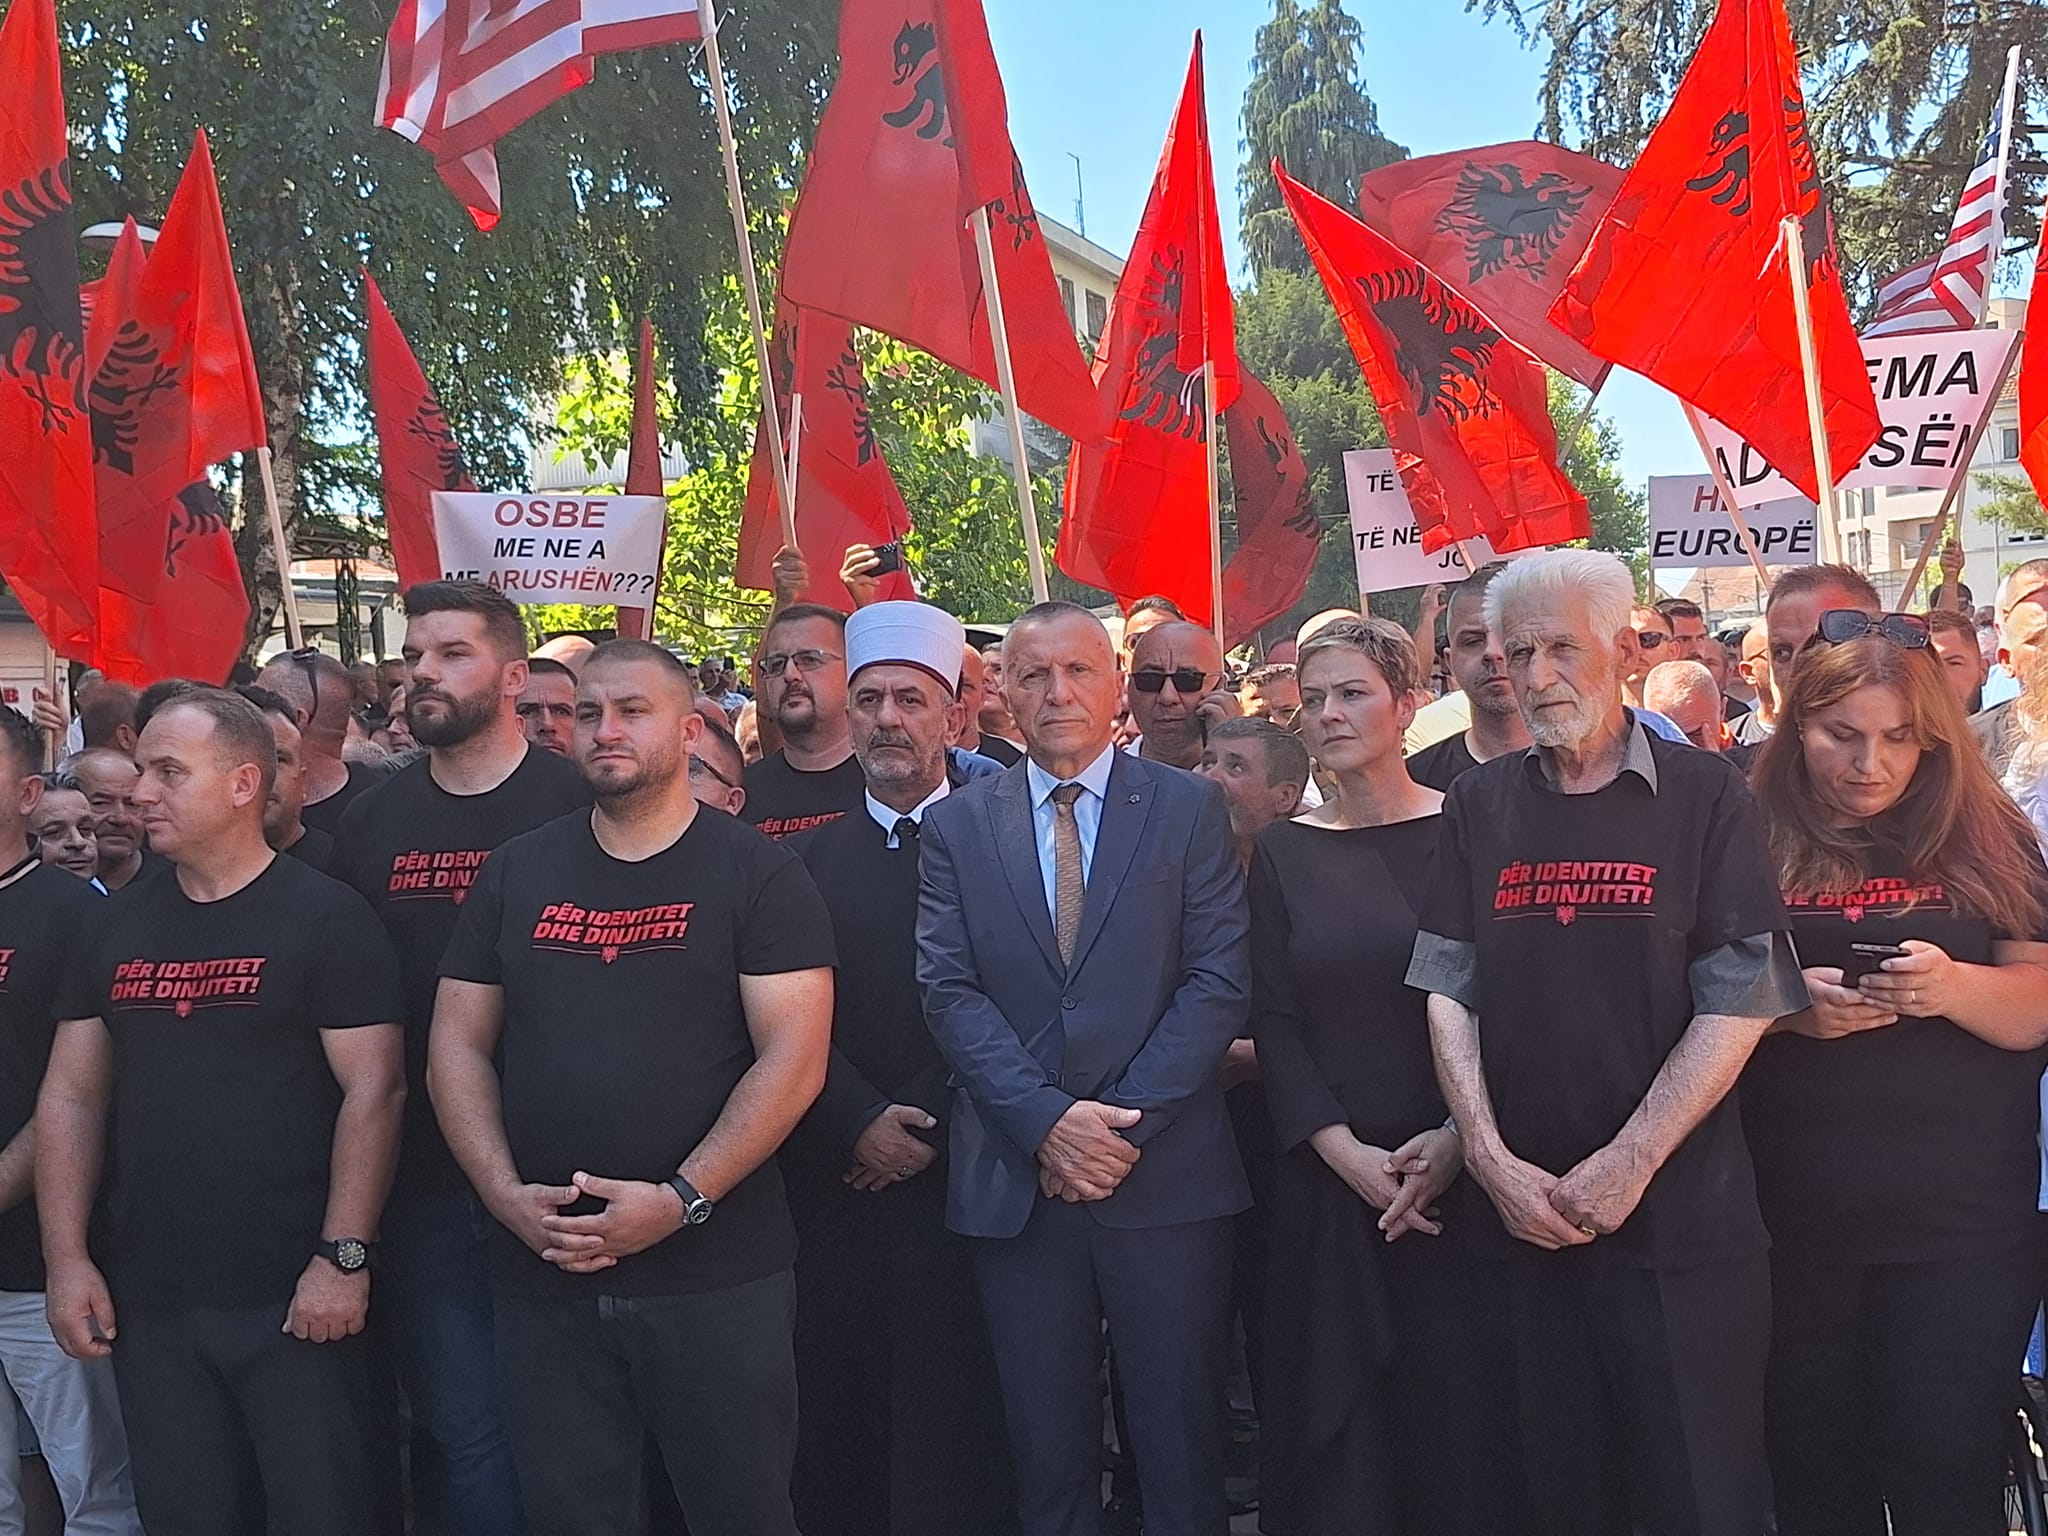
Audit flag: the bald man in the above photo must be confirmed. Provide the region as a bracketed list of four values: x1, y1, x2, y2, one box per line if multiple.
[1126, 622, 1233, 772]
[256, 651, 399, 836]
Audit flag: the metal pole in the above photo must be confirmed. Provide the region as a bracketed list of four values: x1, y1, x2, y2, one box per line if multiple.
[971, 207, 1053, 604]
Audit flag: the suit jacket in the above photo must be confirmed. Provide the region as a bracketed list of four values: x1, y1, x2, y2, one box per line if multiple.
[916, 750, 1252, 1239]
[1974, 697, 2019, 780]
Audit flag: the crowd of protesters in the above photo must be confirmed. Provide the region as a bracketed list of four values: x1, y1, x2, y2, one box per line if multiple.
[0, 542, 2044, 1536]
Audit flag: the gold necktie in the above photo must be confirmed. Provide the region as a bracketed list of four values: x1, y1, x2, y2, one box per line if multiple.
[1050, 783, 1085, 966]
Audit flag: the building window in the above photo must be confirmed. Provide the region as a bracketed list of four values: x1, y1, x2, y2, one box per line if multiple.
[1085, 289, 1109, 344]
[1058, 277, 1077, 330]
[2005, 427, 2022, 461]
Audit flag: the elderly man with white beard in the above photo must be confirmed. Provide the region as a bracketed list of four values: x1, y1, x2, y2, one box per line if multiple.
[1405, 549, 1807, 1536]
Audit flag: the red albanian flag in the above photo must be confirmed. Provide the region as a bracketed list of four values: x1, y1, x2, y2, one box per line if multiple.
[1551, 0, 1879, 502]
[86, 133, 261, 686]
[366, 272, 473, 594]
[1278, 164, 1588, 555]
[615, 318, 665, 640]
[735, 303, 916, 615]
[780, 0, 1104, 444]
[0, 0, 99, 657]
[2017, 214, 2048, 511]
[1358, 141, 1625, 391]
[1220, 367, 1319, 648]
[1058, 37, 1240, 626]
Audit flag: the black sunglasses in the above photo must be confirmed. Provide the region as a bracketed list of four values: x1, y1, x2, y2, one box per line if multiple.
[1131, 667, 1215, 695]
[1633, 630, 1668, 651]
[1811, 610, 1932, 651]
[689, 755, 739, 792]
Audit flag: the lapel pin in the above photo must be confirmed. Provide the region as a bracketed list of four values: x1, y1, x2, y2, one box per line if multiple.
[1128, 794, 1141, 804]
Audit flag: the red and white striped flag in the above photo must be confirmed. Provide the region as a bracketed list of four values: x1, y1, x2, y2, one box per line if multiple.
[376, 0, 702, 230]
[1866, 48, 2021, 336]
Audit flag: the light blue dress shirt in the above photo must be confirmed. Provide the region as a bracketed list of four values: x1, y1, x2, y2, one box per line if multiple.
[1025, 744, 1116, 919]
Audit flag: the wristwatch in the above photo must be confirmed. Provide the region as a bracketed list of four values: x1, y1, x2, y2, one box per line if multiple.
[663, 1174, 715, 1227]
[315, 1238, 373, 1274]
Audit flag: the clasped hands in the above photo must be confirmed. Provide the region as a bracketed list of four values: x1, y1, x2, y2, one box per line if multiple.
[1311, 1125, 1462, 1242]
[1037, 1100, 1143, 1202]
[1471, 1137, 1653, 1251]
[493, 1169, 687, 1276]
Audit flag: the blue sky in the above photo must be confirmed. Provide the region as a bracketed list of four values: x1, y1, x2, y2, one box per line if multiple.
[984, 0, 1701, 495]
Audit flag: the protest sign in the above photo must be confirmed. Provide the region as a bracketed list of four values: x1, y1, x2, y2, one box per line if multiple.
[1648, 476, 1816, 569]
[1343, 450, 1517, 594]
[432, 493, 666, 605]
[1699, 329, 2015, 507]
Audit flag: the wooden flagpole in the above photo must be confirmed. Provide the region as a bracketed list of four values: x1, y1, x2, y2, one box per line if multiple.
[41, 645, 59, 771]
[1561, 378, 1606, 458]
[1683, 403, 1777, 590]
[255, 446, 303, 649]
[1898, 327, 2025, 602]
[784, 391, 803, 490]
[1782, 215, 1843, 564]
[971, 206, 1052, 604]
[699, 0, 798, 551]
[1204, 361, 1225, 645]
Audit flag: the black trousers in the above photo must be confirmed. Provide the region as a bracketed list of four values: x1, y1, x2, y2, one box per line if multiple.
[493, 1271, 799, 1536]
[973, 1201, 1234, 1536]
[791, 1178, 1016, 1536]
[1501, 1246, 1772, 1536]
[1766, 1236, 2042, 1536]
[112, 1299, 379, 1536]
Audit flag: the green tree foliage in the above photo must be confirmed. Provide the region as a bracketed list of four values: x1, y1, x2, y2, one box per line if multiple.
[57, 0, 838, 642]
[1974, 470, 2048, 538]
[1466, 0, 2046, 306]
[1238, 0, 1408, 277]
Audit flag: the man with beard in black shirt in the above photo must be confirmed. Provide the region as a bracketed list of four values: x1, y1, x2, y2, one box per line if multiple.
[1408, 551, 1806, 1536]
[744, 605, 864, 840]
[0, 711, 139, 1533]
[332, 581, 587, 1536]
[259, 648, 398, 836]
[1405, 563, 1530, 793]
[432, 639, 834, 1536]
[39, 690, 406, 1536]
[238, 685, 332, 871]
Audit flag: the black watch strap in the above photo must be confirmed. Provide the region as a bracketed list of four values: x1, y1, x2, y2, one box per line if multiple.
[664, 1174, 715, 1226]
[316, 1238, 374, 1273]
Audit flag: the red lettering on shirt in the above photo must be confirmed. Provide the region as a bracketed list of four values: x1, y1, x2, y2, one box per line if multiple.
[107, 957, 269, 1012]
[386, 848, 493, 901]
[754, 811, 847, 841]
[0, 947, 14, 991]
[1782, 876, 1950, 924]
[1492, 859, 1661, 924]
[529, 902, 694, 962]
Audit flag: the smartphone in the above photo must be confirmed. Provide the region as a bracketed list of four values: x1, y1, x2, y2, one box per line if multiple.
[1840, 942, 1910, 987]
[871, 542, 903, 576]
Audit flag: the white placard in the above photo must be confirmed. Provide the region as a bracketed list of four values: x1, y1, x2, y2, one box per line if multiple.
[431, 493, 666, 605]
[1343, 450, 1516, 594]
[1647, 476, 1816, 569]
[1700, 329, 2016, 507]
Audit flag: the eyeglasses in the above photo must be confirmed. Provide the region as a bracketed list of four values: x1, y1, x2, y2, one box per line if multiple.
[759, 649, 842, 679]
[1131, 668, 1216, 695]
[1811, 610, 1932, 650]
[289, 647, 323, 715]
[1632, 630, 1668, 651]
[689, 755, 739, 791]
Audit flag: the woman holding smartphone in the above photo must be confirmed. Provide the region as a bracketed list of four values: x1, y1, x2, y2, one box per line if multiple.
[1746, 612, 2048, 1536]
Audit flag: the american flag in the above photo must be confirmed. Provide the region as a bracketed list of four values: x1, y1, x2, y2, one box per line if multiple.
[377, 0, 703, 230]
[1866, 52, 2021, 337]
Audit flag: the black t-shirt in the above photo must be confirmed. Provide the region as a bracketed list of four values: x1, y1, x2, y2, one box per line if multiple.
[1418, 739, 1789, 1266]
[1251, 817, 1447, 1153]
[438, 806, 837, 1296]
[302, 759, 400, 837]
[57, 856, 404, 1306]
[1404, 732, 1481, 794]
[1742, 840, 2048, 1263]
[281, 824, 334, 874]
[968, 735, 1024, 768]
[105, 847, 173, 896]
[0, 863, 101, 1292]
[741, 751, 865, 841]
[332, 747, 590, 1193]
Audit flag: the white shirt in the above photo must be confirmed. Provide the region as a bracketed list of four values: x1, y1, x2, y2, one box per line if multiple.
[864, 780, 951, 851]
[1025, 744, 1116, 917]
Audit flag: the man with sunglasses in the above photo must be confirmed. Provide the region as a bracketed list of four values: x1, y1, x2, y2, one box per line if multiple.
[1127, 622, 1236, 772]
[688, 701, 750, 818]
[1623, 605, 1673, 711]
[744, 606, 866, 842]
[1971, 560, 2048, 779]
[329, 582, 588, 1536]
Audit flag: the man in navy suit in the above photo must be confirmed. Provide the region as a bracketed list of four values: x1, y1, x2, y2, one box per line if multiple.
[917, 601, 1251, 1536]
